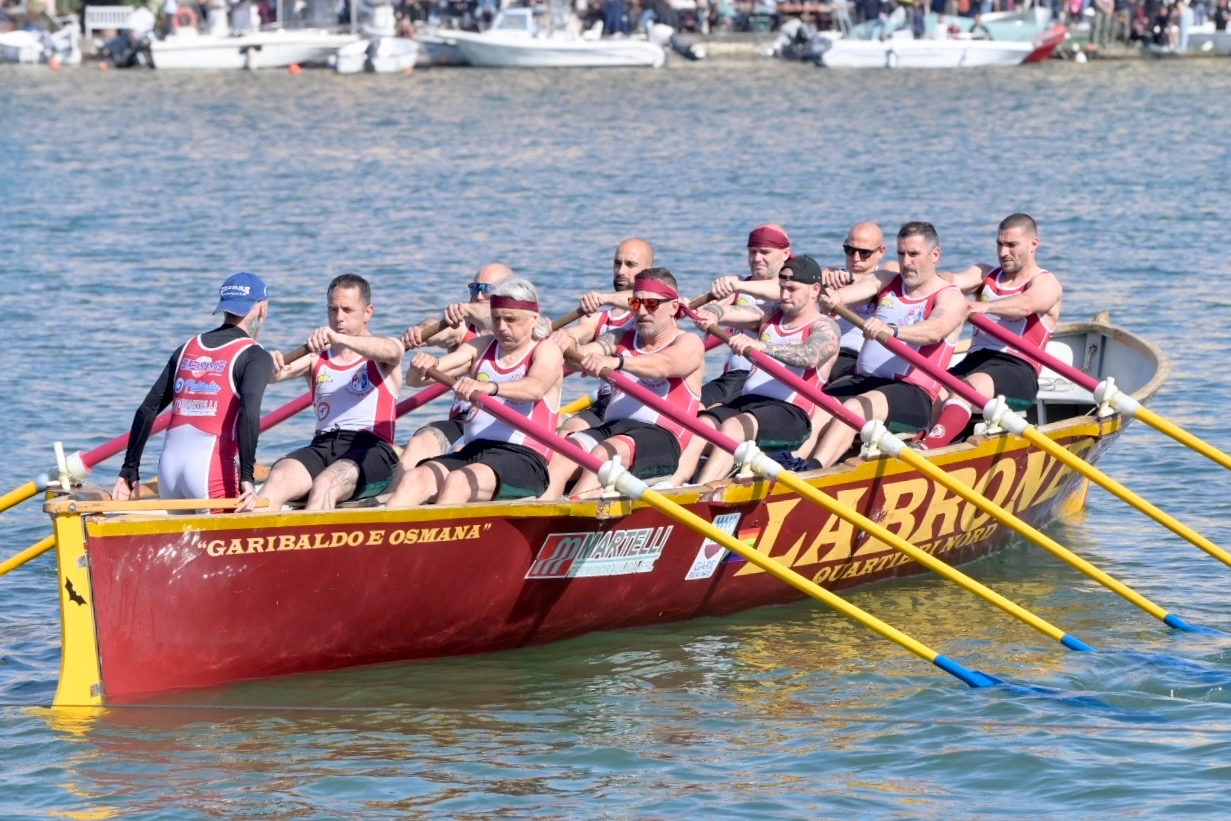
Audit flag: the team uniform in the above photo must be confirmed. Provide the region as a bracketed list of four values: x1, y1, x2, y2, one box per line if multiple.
[119, 325, 273, 501]
[417, 323, 482, 449]
[825, 276, 959, 433]
[701, 282, 772, 407]
[572, 307, 637, 429]
[831, 274, 878, 381]
[570, 328, 701, 481]
[701, 311, 825, 452]
[281, 351, 400, 497]
[948, 268, 1056, 408]
[428, 339, 560, 500]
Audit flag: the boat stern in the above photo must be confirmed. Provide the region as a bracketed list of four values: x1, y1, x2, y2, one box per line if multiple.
[47, 498, 104, 708]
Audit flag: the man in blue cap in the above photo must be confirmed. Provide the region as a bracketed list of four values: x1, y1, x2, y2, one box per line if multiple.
[113, 272, 274, 507]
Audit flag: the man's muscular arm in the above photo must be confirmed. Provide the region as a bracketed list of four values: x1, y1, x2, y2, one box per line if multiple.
[762, 318, 840, 369]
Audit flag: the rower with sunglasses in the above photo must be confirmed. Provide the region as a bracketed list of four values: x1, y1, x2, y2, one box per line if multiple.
[700, 224, 793, 408]
[825, 222, 897, 381]
[553, 237, 655, 437]
[545, 268, 706, 499]
[387, 263, 513, 487]
[692, 255, 840, 484]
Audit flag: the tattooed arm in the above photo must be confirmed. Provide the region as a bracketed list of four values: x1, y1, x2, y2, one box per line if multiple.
[762, 317, 841, 369]
[575, 330, 623, 359]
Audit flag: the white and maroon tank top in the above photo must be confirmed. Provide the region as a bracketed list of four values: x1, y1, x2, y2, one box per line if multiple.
[463, 339, 559, 459]
[593, 308, 637, 401]
[724, 278, 771, 373]
[312, 351, 397, 443]
[447, 324, 483, 421]
[167, 334, 256, 453]
[832, 271, 878, 353]
[967, 268, 1056, 374]
[740, 311, 825, 418]
[603, 328, 701, 450]
[856, 275, 958, 400]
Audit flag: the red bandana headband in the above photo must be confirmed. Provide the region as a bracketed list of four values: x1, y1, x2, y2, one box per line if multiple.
[747, 226, 790, 250]
[490, 296, 539, 312]
[631, 276, 703, 321]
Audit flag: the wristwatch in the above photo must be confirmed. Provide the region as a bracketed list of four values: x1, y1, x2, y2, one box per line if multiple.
[889, 324, 900, 338]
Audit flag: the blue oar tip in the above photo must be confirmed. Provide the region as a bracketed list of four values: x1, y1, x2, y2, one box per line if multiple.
[1162, 613, 1213, 633]
[933, 655, 1002, 688]
[1061, 634, 1096, 653]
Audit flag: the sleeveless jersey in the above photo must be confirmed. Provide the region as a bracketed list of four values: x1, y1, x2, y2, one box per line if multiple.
[833, 270, 879, 352]
[603, 328, 702, 450]
[463, 339, 559, 459]
[740, 311, 825, 418]
[159, 334, 257, 499]
[724, 278, 771, 373]
[856, 276, 958, 400]
[312, 351, 397, 443]
[593, 308, 637, 401]
[447, 324, 482, 421]
[968, 268, 1056, 375]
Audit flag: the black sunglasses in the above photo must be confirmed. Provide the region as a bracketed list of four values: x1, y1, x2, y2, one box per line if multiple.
[843, 244, 880, 259]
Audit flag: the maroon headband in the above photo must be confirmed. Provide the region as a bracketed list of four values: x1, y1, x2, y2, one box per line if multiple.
[747, 226, 790, 250]
[490, 296, 539, 312]
[632, 276, 704, 321]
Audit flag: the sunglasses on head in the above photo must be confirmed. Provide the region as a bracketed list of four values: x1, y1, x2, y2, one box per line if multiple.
[628, 296, 667, 312]
[468, 282, 493, 297]
[843, 244, 880, 259]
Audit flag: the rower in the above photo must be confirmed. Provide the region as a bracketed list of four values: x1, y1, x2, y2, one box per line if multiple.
[386, 262, 513, 486]
[809, 222, 967, 469]
[552, 237, 654, 436]
[692, 255, 839, 483]
[385, 278, 563, 506]
[545, 268, 706, 498]
[255, 274, 404, 511]
[917, 213, 1062, 449]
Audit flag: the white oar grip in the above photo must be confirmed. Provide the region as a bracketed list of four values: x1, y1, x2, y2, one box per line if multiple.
[981, 396, 1028, 436]
[597, 458, 650, 501]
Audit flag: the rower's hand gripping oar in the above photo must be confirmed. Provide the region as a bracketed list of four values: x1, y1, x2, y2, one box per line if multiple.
[968, 313, 1231, 474]
[826, 304, 1210, 633]
[563, 343, 1094, 654]
[422, 364, 1001, 688]
[835, 305, 1231, 574]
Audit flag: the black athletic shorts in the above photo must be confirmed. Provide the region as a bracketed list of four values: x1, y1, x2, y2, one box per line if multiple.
[428, 440, 549, 500]
[701, 394, 812, 452]
[824, 375, 933, 434]
[570, 391, 611, 430]
[569, 418, 681, 481]
[701, 369, 750, 408]
[830, 348, 860, 382]
[419, 418, 465, 447]
[281, 429, 400, 498]
[949, 349, 1038, 408]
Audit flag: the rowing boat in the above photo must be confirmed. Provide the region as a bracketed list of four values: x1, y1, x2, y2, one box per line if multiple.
[45, 316, 1164, 706]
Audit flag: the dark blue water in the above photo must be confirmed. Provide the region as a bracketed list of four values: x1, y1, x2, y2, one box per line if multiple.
[2, 58, 1231, 817]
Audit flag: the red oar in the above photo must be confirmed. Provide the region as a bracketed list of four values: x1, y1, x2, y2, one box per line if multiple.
[561, 349, 1092, 653]
[967, 313, 1231, 473]
[422, 364, 999, 688]
[831, 305, 1231, 572]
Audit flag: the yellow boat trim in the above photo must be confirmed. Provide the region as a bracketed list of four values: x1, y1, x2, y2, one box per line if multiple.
[51, 509, 103, 708]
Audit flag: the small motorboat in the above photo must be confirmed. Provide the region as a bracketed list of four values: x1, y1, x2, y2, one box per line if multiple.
[445, 8, 666, 68]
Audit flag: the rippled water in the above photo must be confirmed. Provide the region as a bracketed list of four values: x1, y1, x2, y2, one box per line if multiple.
[3, 58, 1231, 817]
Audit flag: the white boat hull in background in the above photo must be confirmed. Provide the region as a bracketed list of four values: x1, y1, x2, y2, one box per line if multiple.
[815, 35, 1033, 68]
[449, 33, 665, 67]
[150, 29, 360, 70]
[334, 36, 420, 73]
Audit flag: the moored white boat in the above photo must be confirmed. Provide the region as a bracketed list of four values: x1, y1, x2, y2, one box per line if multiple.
[151, 27, 361, 69]
[446, 8, 665, 68]
[814, 23, 1066, 68]
[333, 3, 420, 73]
[0, 17, 82, 65]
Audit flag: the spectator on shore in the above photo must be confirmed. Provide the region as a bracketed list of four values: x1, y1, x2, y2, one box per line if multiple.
[1092, 0, 1114, 47]
[1216, 0, 1230, 29]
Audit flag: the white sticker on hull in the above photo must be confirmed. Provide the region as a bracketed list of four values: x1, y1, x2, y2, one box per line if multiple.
[526, 526, 673, 579]
[684, 512, 741, 580]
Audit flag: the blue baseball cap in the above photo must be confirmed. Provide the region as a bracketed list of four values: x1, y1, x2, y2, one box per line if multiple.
[214, 272, 269, 315]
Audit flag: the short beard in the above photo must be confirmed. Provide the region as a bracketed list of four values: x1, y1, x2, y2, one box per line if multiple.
[245, 315, 263, 339]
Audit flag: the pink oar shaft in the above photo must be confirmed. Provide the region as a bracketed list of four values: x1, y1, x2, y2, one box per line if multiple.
[967, 314, 1098, 392]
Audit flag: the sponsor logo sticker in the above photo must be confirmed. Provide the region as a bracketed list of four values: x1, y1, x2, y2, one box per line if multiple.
[526, 525, 673, 579]
[684, 512, 741, 580]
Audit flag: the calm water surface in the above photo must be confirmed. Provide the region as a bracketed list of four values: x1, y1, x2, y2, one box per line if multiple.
[2, 58, 1231, 818]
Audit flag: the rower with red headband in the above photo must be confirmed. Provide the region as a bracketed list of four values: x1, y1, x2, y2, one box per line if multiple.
[387, 277, 564, 507]
[693, 254, 841, 483]
[700, 223, 793, 409]
[546, 268, 706, 499]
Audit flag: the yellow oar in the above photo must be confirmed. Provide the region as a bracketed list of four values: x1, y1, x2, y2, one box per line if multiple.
[561, 394, 595, 416]
[0, 535, 54, 579]
[0, 481, 39, 516]
[425, 365, 1000, 687]
[564, 348, 1094, 652]
[834, 306, 1231, 572]
[716, 315, 1204, 633]
[968, 314, 1231, 473]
